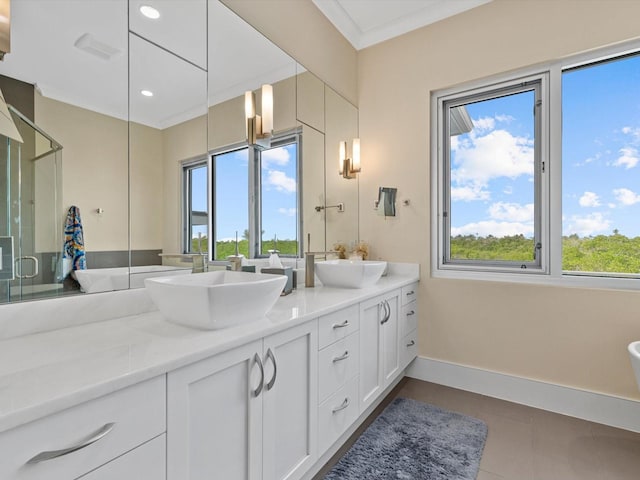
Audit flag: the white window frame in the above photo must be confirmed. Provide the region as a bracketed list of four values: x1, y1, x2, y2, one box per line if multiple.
[431, 39, 640, 291]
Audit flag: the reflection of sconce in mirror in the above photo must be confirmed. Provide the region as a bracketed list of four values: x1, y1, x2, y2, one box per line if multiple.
[376, 187, 397, 217]
[339, 138, 361, 179]
[245, 84, 273, 149]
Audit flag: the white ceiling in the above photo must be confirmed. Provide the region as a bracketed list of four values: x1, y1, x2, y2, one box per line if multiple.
[1, 0, 297, 129]
[312, 0, 493, 50]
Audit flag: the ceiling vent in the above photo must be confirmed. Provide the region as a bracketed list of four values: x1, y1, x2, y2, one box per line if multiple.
[74, 33, 121, 61]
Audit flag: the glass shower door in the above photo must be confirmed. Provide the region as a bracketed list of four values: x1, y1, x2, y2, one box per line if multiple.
[0, 107, 63, 303]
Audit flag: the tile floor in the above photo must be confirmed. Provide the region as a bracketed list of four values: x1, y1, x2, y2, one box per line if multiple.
[315, 378, 640, 480]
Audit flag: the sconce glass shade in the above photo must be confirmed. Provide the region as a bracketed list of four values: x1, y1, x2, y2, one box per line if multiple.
[244, 91, 255, 119]
[261, 84, 273, 134]
[0, 87, 23, 143]
[338, 140, 347, 175]
[352, 138, 361, 172]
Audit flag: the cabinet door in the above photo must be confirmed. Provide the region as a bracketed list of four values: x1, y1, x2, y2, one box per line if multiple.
[262, 321, 318, 480]
[381, 291, 400, 387]
[359, 296, 383, 411]
[167, 340, 263, 480]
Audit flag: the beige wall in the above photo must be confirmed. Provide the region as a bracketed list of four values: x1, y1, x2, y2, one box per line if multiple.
[130, 122, 164, 250]
[35, 95, 129, 252]
[357, 0, 640, 400]
[221, 0, 358, 106]
[35, 95, 165, 253]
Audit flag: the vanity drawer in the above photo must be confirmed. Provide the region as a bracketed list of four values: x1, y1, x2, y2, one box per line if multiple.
[78, 434, 166, 480]
[400, 301, 418, 338]
[0, 375, 166, 480]
[318, 332, 359, 402]
[318, 378, 359, 455]
[400, 331, 418, 371]
[318, 304, 359, 349]
[401, 283, 418, 306]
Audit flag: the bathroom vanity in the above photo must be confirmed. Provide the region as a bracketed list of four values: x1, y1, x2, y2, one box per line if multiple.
[0, 264, 418, 479]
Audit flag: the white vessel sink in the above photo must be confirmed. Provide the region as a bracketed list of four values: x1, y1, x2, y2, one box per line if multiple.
[314, 260, 387, 289]
[628, 341, 640, 391]
[144, 271, 286, 330]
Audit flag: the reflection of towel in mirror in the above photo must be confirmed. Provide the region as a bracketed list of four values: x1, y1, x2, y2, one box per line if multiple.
[63, 206, 86, 273]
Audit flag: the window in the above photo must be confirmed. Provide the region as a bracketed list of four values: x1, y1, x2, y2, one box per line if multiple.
[433, 43, 640, 288]
[562, 53, 640, 277]
[436, 75, 547, 273]
[208, 130, 301, 260]
[183, 159, 209, 254]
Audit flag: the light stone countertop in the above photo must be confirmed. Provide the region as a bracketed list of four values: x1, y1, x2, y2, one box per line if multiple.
[0, 264, 419, 434]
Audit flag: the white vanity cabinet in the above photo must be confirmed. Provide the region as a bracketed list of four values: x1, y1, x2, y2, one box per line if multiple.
[167, 320, 318, 480]
[359, 289, 400, 411]
[0, 376, 166, 480]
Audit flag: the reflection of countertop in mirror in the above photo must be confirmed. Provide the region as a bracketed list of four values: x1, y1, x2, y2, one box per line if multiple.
[0, 263, 418, 433]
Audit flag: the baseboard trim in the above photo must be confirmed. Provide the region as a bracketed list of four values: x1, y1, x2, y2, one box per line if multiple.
[406, 356, 640, 433]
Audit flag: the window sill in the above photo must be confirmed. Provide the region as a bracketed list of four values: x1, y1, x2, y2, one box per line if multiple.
[432, 267, 640, 291]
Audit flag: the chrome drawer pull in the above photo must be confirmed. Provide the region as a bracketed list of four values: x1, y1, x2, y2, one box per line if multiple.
[406, 290, 415, 296]
[407, 310, 415, 316]
[253, 352, 265, 397]
[26, 422, 116, 464]
[265, 348, 277, 391]
[332, 320, 350, 329]
[406, 340, 416, 347]
[332, 397, 350, 413]
[332, 351, 350, 363]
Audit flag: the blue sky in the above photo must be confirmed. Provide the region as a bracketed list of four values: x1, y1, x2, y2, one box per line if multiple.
[450, 53, 640, 239]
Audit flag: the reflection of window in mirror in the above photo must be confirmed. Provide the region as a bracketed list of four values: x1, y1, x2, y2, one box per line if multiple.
[210, 130, 301, 260]
[182, 159, 209, 254]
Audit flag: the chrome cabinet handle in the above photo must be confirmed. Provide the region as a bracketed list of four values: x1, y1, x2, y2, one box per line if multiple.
[332, 351, 350, 363]
[265, 348, 277, 391]
[253, 352, 265, 397]
[406, 310, 415, 316]
[332, 397, 350, 413]
[406, 340, 416, 347]
[332, 320, 350, 329]
[380, 300, 390, 325]
[26, 422, 116, 464]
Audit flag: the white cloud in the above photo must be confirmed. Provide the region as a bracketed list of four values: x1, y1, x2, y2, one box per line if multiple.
[503, 186, 513, 195]
[613, 187, 640, 206]
[451, 129, 534, 187]
[451, 220, 534, 237]
[613, 147, 639, 169]
[265, 170, 296, 193]
[564, 213, 610, 236]
[277, 207, 297, 217]
[472, 117, 495, 133]
[579, 191, 601, 207]
[488, 202, 533, 222]
[622, 126, 640, 139]
[261, 148, 290, 168]
[451, 185, 490, 202]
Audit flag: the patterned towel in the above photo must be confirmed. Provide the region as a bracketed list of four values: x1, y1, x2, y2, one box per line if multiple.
[63, 205, 86, 272]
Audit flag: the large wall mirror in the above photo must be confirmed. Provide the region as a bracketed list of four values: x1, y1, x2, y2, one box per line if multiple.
[0, 0, 358, 305]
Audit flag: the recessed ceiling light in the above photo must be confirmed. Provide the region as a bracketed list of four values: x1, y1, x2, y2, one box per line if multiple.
[141, 90, 154, 97]
[139, 5, 160, 20]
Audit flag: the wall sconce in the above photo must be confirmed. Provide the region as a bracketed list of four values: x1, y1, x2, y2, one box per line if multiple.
[339, 138, 361, 179]
[245, 84, 273, 149]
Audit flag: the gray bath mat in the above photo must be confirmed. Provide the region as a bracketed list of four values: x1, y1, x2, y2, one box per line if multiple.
[324, 397, 487, 480]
